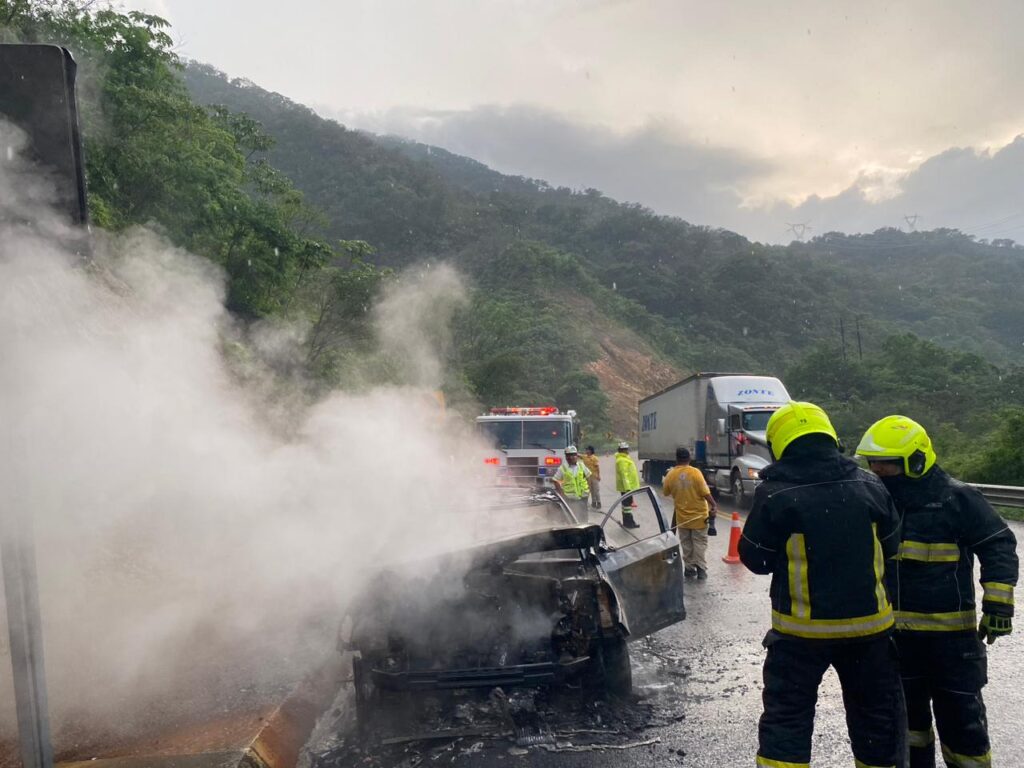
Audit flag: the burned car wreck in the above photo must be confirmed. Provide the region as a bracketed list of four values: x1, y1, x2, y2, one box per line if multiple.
[343, 488, 686, 725]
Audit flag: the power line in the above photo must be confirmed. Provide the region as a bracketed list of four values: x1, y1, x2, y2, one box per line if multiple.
[958, 210, 1024, 235]
[809, 225, 1023, 251]
[782, 211, 1024, 250]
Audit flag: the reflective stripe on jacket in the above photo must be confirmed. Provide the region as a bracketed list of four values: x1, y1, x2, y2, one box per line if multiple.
[615, 452, 640, 494]
[739, 438, 901, 642]
[883, 467, 1018, 633]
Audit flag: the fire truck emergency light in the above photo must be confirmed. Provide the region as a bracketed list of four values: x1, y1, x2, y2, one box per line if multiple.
[488, 406, 559, 416]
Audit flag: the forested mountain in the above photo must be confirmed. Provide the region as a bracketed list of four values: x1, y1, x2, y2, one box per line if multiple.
[182, 61, 1024, 469]
[5, 3, 1024, 476]
[183, 63, 1024, 371]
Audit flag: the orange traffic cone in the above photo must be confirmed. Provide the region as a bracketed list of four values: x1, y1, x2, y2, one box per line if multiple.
[722, 511, 742, 564]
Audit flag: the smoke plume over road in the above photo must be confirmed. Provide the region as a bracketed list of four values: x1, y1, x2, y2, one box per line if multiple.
[0, 121, 482, 748]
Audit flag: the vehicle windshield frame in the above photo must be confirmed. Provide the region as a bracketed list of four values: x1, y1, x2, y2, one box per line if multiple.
[522, 419, 572, 450]
[477, 420, 524, 449]
[742, 411, 773, 432]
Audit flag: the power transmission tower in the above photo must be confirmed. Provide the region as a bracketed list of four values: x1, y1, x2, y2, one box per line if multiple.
[786, 222, 812, 241]
[903, 214, 920, 231]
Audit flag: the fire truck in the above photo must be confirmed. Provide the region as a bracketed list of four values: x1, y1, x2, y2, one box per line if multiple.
[476, 407, 581, 485]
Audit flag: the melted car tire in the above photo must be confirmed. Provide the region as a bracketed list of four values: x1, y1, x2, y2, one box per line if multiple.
[594, 635, 632, 697]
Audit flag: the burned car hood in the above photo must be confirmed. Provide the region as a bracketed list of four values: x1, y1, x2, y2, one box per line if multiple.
[344, 524, 609, 673]
[345, 523, 603, 622]
[443, 523, 603, 570]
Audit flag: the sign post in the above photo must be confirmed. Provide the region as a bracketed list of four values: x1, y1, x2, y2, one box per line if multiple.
[0, 514, 54, 768]
[1, 43, 89, 768]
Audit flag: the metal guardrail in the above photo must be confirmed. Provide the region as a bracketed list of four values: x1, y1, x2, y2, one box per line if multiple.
[972, 484, 1024, 509]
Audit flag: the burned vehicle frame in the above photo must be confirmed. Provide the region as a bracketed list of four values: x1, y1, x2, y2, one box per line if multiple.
[343, 486, 686, 727]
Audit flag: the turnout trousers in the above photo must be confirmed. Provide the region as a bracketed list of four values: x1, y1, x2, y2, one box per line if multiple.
[895, 632, 991, 768]
[758, 631, 907, 768]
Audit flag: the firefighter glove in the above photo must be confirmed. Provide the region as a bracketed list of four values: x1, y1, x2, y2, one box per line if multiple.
[978, 613, 1012, 644]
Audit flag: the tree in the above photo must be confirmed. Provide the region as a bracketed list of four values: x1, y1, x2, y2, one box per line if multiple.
[2, 1, 337, 317]
[959, 410, 1024, 485]
[302, 245, 390, 384]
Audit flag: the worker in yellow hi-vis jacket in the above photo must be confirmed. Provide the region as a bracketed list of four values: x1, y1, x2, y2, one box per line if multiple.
[552, 445, 591, 521]
[614, 442, 640, 529]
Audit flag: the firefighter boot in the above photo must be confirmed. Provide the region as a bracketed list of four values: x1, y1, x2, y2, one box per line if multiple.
[622, 509, 640, 529]
[904, 677, 937, 768]
[897, 633, 991, 768]
[759, 633, 907, 768]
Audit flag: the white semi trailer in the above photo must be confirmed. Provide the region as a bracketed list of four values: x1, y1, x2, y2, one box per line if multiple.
[637, 373, 791, 505]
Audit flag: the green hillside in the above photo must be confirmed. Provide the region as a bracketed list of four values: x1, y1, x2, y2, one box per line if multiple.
[183, 64, 1024, 370]
[182, 62, 1024, 467]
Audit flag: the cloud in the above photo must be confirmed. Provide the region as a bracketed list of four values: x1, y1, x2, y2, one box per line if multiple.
[158, 0, 1024, 204]
[344, 104, 770, 231]
[766, 136, 1024, 243]
[341, 103, 1024, 244]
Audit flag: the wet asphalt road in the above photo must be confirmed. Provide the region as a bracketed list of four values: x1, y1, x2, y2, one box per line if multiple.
[313, 455, 1024, 767]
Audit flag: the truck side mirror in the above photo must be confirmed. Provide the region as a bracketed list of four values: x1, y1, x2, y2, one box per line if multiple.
[716, 418, 726, 436]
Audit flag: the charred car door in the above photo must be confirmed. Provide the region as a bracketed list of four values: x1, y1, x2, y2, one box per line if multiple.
[597, 486, 685, 638]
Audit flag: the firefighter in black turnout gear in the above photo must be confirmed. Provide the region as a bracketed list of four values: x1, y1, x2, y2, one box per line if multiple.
[740, 401, 907, 768]
[858, 415, 1018, 768]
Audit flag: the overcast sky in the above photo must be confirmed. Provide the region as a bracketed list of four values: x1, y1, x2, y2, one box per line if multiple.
[128, 0, 1024, 243]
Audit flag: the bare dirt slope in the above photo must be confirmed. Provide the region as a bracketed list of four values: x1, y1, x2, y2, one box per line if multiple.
[585, 333, 680, 442]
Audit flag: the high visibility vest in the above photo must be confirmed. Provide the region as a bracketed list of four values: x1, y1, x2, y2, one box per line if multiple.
[561, 464, 590, 498]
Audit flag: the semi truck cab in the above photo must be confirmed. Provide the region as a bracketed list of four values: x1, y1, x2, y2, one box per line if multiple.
[714, 403, 779, 505]
[638, 374, 790, 505]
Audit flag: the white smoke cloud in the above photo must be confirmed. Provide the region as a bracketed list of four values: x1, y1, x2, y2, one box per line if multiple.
[374, 263, 468, 388]
[0, 122, 487, 748]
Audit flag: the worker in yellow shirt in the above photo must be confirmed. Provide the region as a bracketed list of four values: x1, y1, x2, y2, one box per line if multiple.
[580, 445, 602, 510]
[662, 447, 718, 579]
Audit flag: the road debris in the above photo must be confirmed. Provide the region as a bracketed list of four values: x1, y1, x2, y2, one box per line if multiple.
[310, 590, 694, 767]
[380, 729, 494, 747]
[537, 736, 662, 752]
[312, 666, 682, 768]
